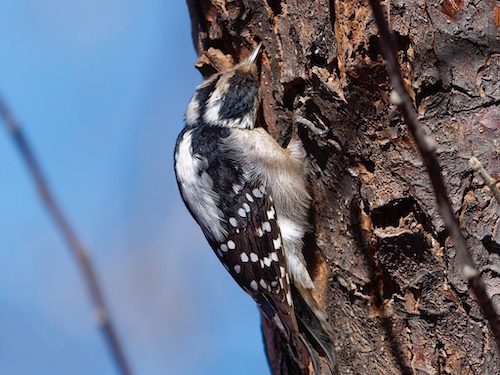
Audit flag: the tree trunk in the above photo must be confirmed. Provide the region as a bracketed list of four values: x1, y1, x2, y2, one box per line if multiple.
[186, 0, 500, 373]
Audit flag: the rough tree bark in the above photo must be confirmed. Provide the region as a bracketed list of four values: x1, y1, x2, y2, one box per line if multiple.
[186, 1, 500, 373]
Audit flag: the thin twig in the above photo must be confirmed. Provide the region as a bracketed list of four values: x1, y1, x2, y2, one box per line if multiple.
[469, 156, 500, 205]
[0, 95, 134, 375]
[368, 0, 500, 352]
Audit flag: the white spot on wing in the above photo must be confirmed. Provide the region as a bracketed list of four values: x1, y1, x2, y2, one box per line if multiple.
[273, 238, 281, 250]
[227, 240, 236, 249]
[263, 257, 272, 267]
[262, 222, 271, 232]
[234, 265, 241, 274]
[240, 253, 249, 262]
[250, 280, 258, 291]
[280, 266, 286, 278]
[259, 279, 268, 289]
[238, 208, 246, 217]
[266, 206, 275, 220]
[220, 244, 228, 252]
[256, 228, 264, 237]
[246, 193, 254, 202]
[270, 252, 279, 262]
[243, 203, 250, 212]
[229, 217, 238, 227]
[252, 188, 263, 198]
[250, 253, 259, 262]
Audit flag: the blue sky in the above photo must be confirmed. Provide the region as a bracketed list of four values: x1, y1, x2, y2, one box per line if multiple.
[0, 2, 269, 374]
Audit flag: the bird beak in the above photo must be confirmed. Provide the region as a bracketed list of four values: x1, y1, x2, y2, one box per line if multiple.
[247, 43, 262, 64]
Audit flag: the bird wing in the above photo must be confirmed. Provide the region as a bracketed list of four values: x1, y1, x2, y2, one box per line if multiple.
[207, 182, 299, 338]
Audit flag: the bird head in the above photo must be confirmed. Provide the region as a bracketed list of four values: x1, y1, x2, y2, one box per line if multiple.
[185, 43, 262, 130]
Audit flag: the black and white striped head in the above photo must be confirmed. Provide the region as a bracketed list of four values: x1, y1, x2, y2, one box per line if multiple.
[185, 43, 262, 130]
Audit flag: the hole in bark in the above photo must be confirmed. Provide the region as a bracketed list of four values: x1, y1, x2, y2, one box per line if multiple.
[415, 79, 444, 108]
[267, 0, 282, 15]
[389, 118, 400, 127]
[436, 229, 449, 247]
[380, 268, 400, 300]
[363, 158, 375, 173]
[371, 197, 433, 234]
[310, 45, 328, 67]
[377, 230, 429, 273]
[311, 53, 327, 67]
[411, 287, 422, 302]
[368, 32, 411, 61]
[371, 198, 415, 228]
[381, 231, 428, 262]
[204, 39, 238, 63]
[368, 35, 382, 61]
[283, 78, 306, 110]
[482, 235, 500, 256]
[395, 33, 410, 54]
[327, 57, 339, 74]
[420, 310, 439, 324]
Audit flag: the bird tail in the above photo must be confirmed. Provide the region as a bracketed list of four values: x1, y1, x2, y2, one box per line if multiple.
[261, 312, 316, 375]
[259, 287, 338, 375]
[292, 285, 339, 375]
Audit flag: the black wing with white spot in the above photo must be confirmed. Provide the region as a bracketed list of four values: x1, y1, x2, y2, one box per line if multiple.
[208, 184, 298, 337]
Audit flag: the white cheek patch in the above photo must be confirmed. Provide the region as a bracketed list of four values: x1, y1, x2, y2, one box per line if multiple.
[203, 91, 255, 129]
[175, 130, 226, 242]
[204, 94, 223, 125]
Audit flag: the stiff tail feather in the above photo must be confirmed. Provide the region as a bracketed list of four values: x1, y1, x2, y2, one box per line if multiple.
[293, 285, 339, 375]
[262, 312, 318, 375]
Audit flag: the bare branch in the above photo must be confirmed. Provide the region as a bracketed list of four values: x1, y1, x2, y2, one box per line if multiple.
[0, 95, 134, 375]
[469, 156, 500, 206]
[368, 0, 500, 352]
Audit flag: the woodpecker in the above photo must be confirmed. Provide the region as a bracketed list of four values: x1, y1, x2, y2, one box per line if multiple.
[174, 43, 337, 374]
